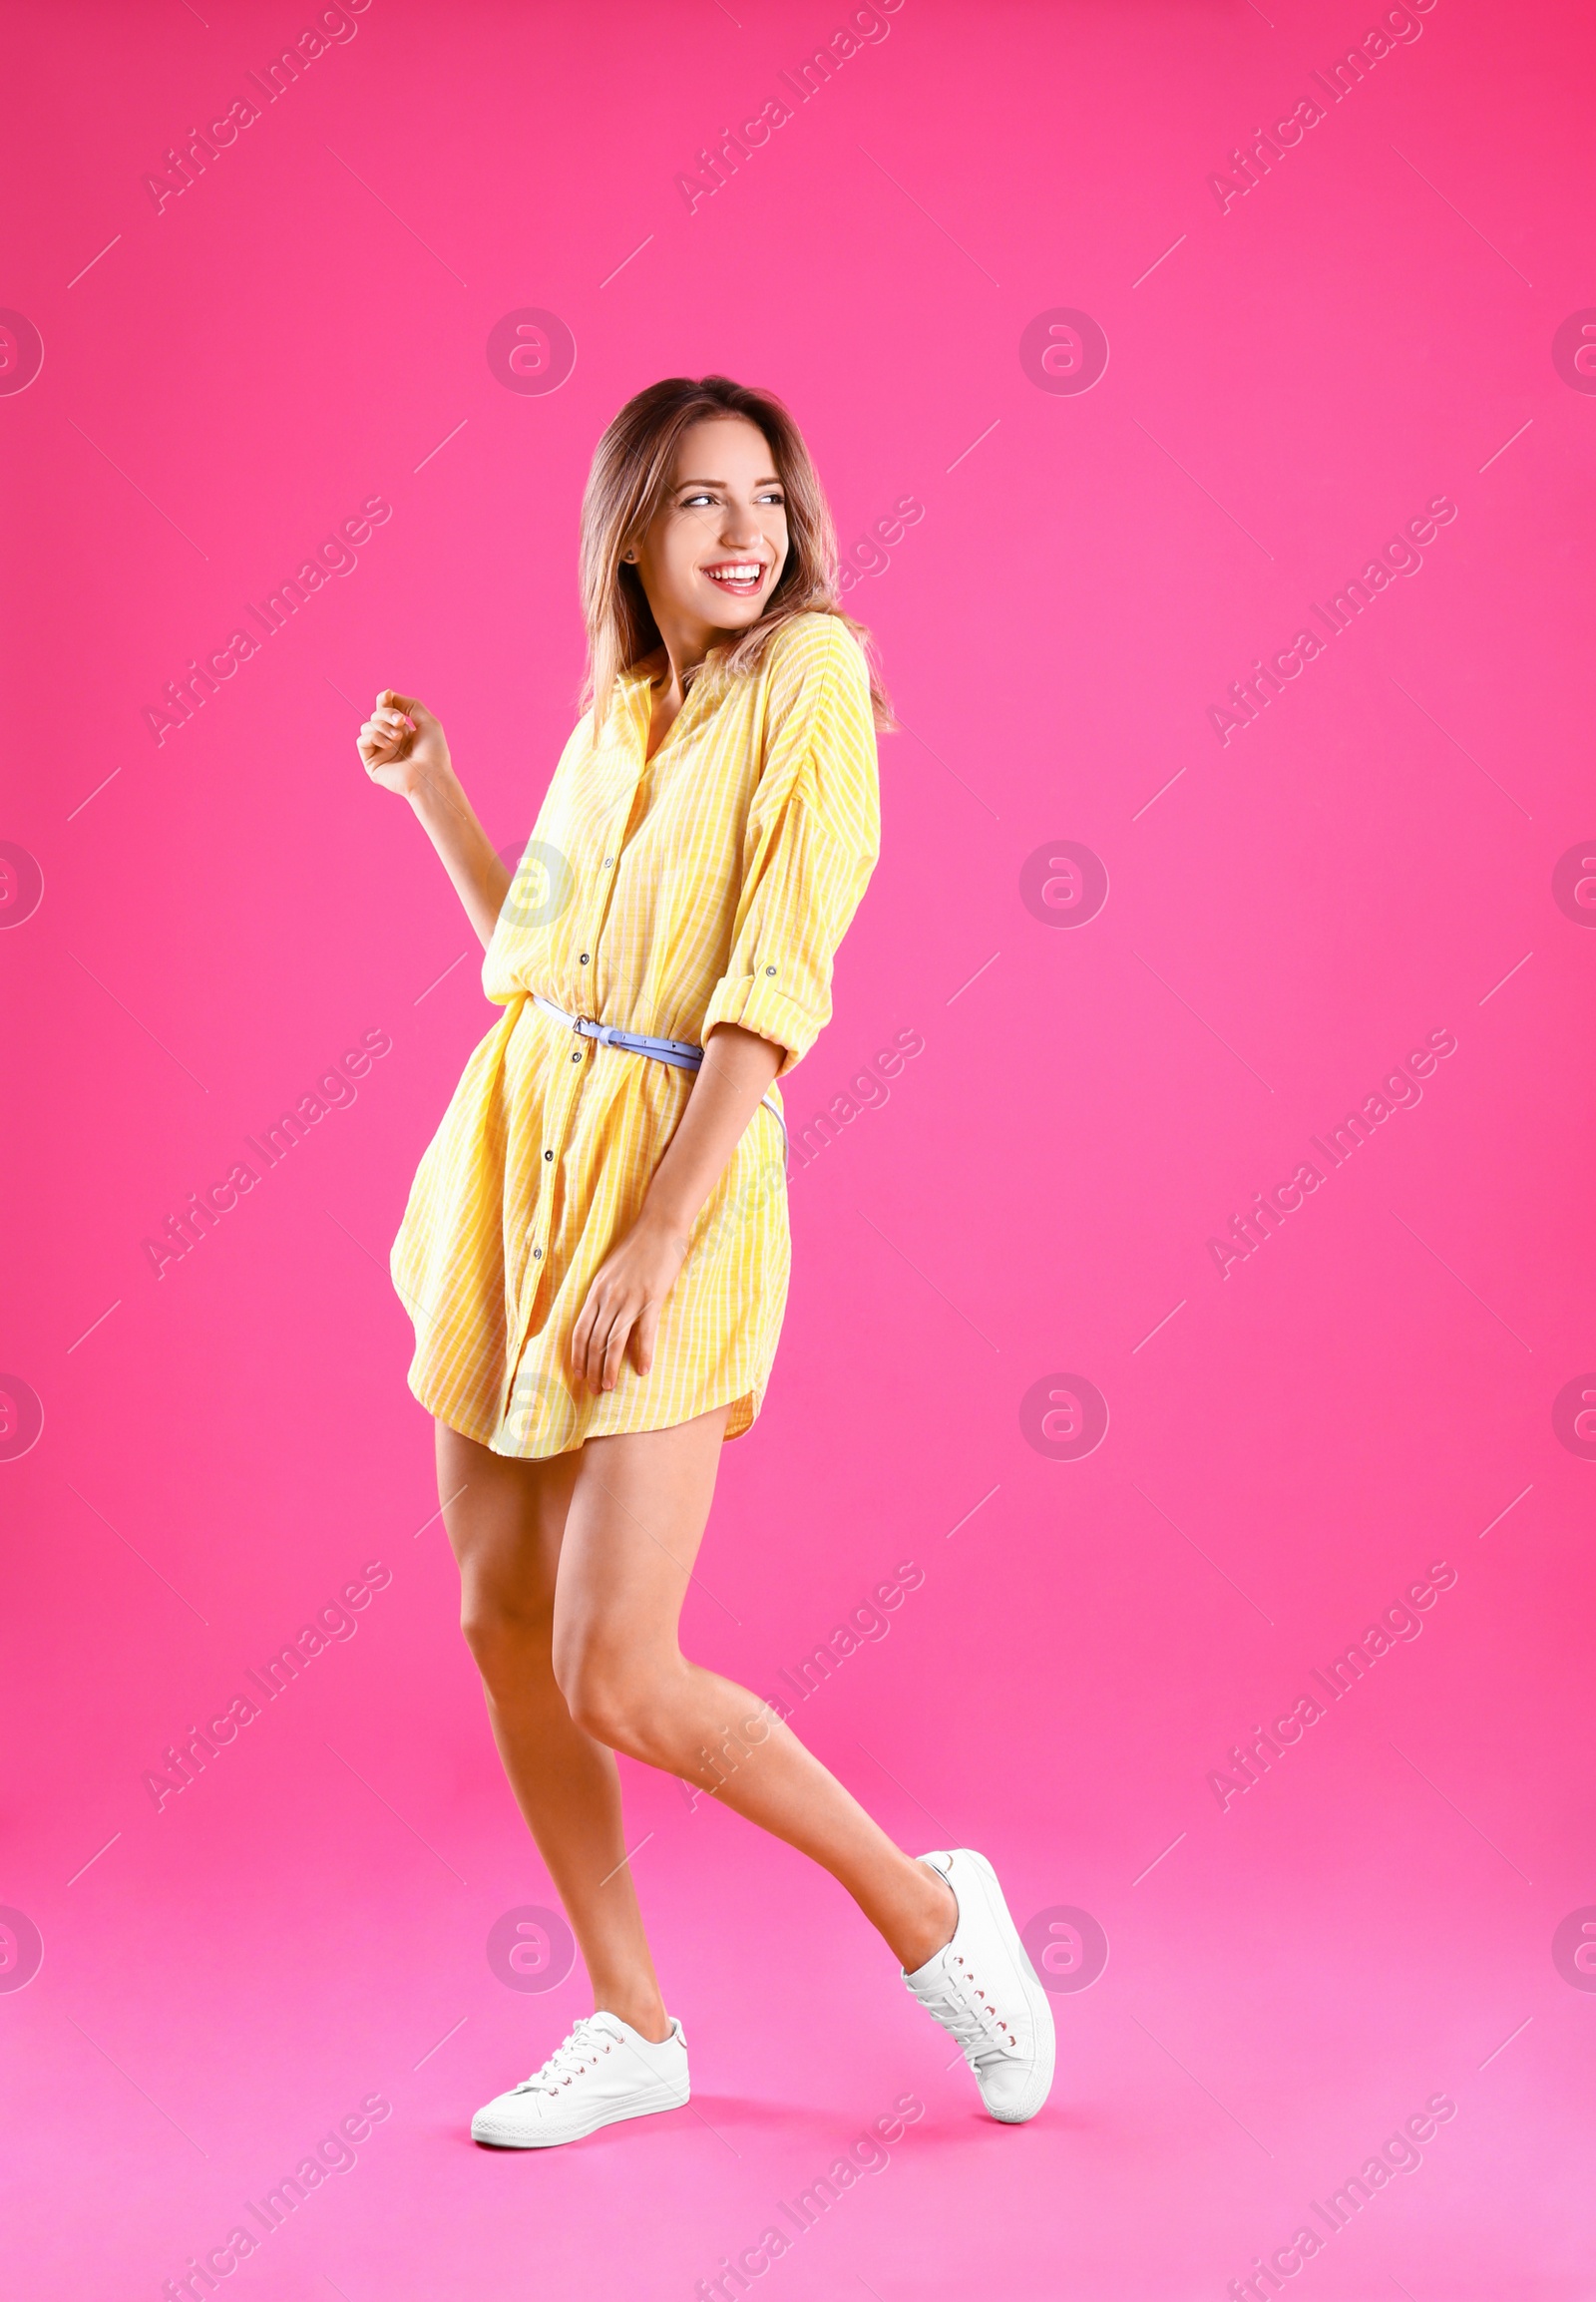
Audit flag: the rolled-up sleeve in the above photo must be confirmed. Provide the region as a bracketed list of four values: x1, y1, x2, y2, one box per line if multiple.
[700, 616, 882, 1076]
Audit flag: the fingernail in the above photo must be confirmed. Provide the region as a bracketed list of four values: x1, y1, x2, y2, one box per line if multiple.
[403, 716, 416, 731]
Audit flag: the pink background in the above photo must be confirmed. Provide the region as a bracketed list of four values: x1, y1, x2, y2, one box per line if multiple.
[3, 0, 1594, 2294]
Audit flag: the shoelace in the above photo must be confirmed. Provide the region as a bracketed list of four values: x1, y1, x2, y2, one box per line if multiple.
[511, 2017, 619, 2096]
[918, 1951, 1019, 2067]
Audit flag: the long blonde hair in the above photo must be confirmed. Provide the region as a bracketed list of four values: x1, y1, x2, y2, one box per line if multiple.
[578, 374, 897, 741]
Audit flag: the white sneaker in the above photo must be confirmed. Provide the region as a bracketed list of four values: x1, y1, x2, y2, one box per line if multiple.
[903, 1849, 1055, 2122]
[470, 2011, 689, 2147]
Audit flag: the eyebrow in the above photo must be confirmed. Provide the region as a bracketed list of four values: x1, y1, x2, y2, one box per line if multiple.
[674, 476, 784, 490]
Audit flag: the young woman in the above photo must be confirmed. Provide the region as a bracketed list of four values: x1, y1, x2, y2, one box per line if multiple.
[360, 375, 1053, 2147]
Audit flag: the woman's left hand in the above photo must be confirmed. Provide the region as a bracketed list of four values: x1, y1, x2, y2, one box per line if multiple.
[571, 1214, 691, 1393]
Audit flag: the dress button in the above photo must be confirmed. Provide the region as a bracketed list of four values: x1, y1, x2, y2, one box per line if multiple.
[544, 1149, 554, 1161]
[533, 1247, 543, 1260]
[571, 1049, 583, 1063]
[602, 857, 613, 868]
[580, 953, 590, 964]
[764, 965, 776, 976]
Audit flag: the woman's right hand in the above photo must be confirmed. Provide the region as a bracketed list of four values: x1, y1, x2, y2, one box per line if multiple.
[358, 689, 510, 950]
[358, 689, 452, 802]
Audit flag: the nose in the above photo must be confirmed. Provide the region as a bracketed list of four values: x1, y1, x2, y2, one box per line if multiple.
[717, 504, 763, 549]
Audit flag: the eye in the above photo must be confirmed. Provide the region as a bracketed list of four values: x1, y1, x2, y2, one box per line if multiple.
[680, 491, 716, 509]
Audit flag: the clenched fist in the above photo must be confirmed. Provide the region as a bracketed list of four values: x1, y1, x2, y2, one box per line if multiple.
[357, 690, 452, 802]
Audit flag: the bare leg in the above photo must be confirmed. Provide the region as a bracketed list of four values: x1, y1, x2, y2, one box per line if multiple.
[437, 1421, 674, 2041]
[552, 1407, 958, 1973]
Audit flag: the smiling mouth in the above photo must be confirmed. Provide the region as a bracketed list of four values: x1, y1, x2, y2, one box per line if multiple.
[700, 561, 768, 596]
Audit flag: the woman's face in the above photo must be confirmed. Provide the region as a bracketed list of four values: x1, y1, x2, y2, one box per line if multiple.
[630, 415, 789, 646]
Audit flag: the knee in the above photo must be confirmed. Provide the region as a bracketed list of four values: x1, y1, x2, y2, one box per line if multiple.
[460, 1587, 554, 1697]
[554, 1638, 672, 1757]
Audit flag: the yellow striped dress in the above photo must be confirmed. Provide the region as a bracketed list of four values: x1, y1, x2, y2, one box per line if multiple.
[390, 610, 882, 1458]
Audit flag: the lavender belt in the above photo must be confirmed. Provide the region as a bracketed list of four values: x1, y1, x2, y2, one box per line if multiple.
[531, 992, 788, 1164]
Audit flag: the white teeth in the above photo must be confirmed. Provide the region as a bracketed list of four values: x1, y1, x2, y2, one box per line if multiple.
[706, 565, 761, 579]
